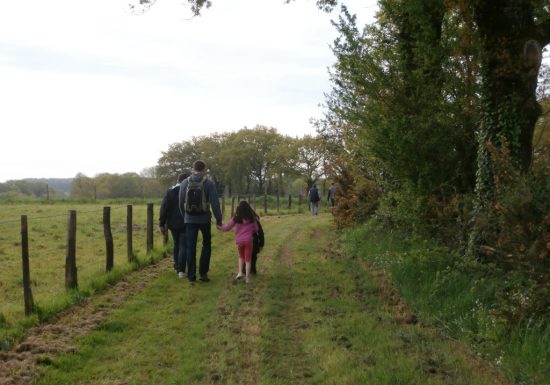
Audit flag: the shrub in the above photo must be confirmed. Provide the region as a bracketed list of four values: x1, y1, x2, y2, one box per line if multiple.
[474, 141, 550, 325]
[331, 168, 382, 229]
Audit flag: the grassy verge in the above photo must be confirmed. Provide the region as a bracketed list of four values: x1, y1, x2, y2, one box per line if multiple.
[25, 214, 513, 385]
[0, 201, 167, 350]
[343, 222, 550, 385]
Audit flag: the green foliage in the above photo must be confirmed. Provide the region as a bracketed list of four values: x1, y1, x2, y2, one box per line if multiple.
[319, 2, 482, 234]
[470, 140, 550, 325]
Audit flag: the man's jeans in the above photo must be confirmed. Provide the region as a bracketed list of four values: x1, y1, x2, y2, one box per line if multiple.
[170, 228, 187, 273]
[185, 223, 212, 281]
[310, 201, 319, 215]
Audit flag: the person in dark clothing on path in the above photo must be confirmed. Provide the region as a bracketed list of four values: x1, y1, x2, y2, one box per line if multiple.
[159, 172, 189, 278]
[178, 160, 223, 283]
[308, 184, 321, 215]
[327, 182, 337, 207]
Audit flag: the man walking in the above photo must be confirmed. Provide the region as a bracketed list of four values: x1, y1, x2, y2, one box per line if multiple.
[159, 172, 189, 278]
[327, 182, 337, 207]
[178, 160, 223, 283]
[308, 184, 321, 215]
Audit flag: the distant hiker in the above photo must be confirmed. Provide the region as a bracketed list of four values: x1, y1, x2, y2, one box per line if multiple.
[327, 182, 337, 207]
[159, 172, 189, 278]
[217, 201, 260, 284]
[308, 184, 321, 215]
[178, 160, 223, 283]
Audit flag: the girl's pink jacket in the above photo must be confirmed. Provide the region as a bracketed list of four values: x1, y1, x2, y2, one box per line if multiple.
[218, 217, 259, 244]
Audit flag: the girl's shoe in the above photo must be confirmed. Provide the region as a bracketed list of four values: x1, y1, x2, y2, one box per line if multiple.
[235, 272, 244, 280]
[245, 276, 251, 284]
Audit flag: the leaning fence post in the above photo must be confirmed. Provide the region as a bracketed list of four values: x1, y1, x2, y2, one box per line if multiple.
[21, 215, 34, 316]
[65, 210, 78, 289]
[103, 207, 114, 272]
[288, 194, 292, 209]
[231, 196, 236, 217]
[147, 203, 154, 254]
[127, 205, 134, 262]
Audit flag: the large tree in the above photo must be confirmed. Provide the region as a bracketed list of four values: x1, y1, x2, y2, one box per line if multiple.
[468, 0, 549, 171]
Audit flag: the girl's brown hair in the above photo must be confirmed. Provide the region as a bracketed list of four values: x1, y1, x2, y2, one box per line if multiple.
[234, 200, 258, 223]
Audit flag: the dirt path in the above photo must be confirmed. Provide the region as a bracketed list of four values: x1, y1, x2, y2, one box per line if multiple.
[0, 258, 170, 385]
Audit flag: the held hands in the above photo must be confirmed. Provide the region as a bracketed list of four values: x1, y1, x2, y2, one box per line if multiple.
[216, 223, 223, 231]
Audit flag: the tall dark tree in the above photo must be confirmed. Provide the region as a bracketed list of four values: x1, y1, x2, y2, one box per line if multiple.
[468, 0, 549, 171]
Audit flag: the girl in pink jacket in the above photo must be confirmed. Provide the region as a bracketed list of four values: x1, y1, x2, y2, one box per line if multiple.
[217, 201, 259, 284]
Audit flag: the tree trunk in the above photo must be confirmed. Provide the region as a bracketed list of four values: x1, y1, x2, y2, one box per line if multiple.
[474, 1, 543, 172]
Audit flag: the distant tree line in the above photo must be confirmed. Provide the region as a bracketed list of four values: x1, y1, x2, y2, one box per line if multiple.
[0, 180, 57, 199]
[70, 172, 165, 199]
[155, 125, 326, 196]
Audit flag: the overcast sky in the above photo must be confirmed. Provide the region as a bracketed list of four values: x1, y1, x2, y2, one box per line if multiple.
[0, 0, 376, 182]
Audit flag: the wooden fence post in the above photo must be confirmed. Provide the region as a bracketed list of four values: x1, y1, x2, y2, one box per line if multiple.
[147, 203, 154, 254]
[263, 192, 268, 215]
[221, 195, 226, 221]
[21, 215, 34, 316]
[276, 191, 280, 213]
[103, 207, 114, 272]
[231, 196, 236, 217]
[127, 205, 134, 262]
[298, 194, 302, 214]
[252, 195, 256, 211]
[65, 210, 78, 289]
[288, 194, 292, 209]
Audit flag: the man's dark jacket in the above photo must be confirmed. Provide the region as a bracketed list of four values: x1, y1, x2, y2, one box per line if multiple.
[159, 184, 185, 231]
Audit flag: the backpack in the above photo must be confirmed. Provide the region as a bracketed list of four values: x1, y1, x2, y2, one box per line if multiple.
[184, 176, 210, 214]
[253, 220, 265, 254]
[309, 188, 320, 202]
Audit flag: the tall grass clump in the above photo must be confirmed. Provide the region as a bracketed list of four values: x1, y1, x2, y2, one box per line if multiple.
[342, 222, 550, 384]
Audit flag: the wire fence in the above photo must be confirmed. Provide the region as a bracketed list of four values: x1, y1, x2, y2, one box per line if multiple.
[0, 202, 165, 327]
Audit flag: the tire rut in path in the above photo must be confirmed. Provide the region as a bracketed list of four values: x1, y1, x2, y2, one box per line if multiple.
[0, 258, 171, 385]
[260, 219, 316, 384]
[202, 217, 311, 385]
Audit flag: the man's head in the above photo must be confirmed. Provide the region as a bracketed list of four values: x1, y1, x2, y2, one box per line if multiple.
[192, 160, 206, 173]
[177, 173, 189, 183]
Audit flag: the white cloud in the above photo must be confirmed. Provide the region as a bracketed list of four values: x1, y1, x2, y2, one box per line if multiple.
[0, 0, 377, 181]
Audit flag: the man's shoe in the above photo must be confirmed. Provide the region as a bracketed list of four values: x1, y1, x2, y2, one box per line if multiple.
[178, 272, 187, 279]
[199, 275, 210, 282]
